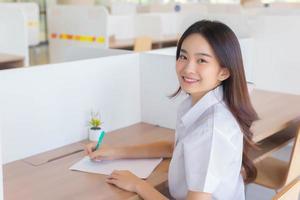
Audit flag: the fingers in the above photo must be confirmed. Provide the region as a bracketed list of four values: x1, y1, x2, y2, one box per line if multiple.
[106, 170, 124, 181]
[105, 170, 141, 193]
[89, 151, 109, 161]
[106, 177, 118, 185]
[85, 144, 117, 161]
[84, 142, 96, 155]
[110, 170, 121, 178]
[108, 170, 130, 180]
[89, 151, 102, 160]
[106, 170, 124, 187]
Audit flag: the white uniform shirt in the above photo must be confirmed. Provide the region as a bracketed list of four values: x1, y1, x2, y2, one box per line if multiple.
[168, 86, 245, 200]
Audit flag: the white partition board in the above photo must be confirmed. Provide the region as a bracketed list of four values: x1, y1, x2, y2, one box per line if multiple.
[0, 7, 29, 66]
[251, 15, 300, 95]
[0, 122, 3, 200]
[52, 46, 133, 63]
[156, 13, 179, 36]
[134, 14, 162, 38]
[110, 2, 137, 15]
[146, 47, 176, 56]
[147, 2, 207, 13]
[178, 13, 252, 38]
[148, 3, 179, 13]
[48, 5, 109, 62]
[0, 53, 141, 164]
[0, 3, 39, 46]
[139, 53, 185, 129]
[108, 15, 135, 39]
[239, 38, 254, 83]
[180, 3, 208, 13]
[206, 4, 243, 14]
[109, 13, 177, 39]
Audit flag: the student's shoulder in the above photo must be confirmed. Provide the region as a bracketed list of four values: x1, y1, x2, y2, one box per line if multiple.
[212, 102, 242, 141]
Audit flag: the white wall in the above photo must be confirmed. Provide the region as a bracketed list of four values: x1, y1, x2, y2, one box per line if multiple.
[0, 7, 29, 66]
[0, 53, 141, 164]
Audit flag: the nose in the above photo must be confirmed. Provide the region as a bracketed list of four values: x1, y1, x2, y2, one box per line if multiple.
[183, 59, 197, 73]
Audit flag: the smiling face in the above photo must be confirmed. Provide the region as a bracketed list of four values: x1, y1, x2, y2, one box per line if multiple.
[176, 33, 230, 104]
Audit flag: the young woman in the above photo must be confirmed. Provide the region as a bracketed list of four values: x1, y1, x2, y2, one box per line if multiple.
[85, 20, 258, 200]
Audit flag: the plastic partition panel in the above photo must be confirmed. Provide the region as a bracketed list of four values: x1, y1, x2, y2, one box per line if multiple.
[0, 53, 141, 163]
[0, 7, 29, 66]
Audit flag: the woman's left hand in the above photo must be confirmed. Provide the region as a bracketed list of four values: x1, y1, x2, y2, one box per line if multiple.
[106, 170, 144, 193]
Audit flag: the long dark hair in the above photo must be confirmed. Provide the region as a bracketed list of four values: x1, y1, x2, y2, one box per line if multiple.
[172, 20, 259, 183]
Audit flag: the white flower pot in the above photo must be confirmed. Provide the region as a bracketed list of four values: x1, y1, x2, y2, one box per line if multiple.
[89, 128, 102, 141]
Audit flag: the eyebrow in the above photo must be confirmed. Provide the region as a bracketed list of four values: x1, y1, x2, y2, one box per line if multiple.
[180, 49, 212, 58]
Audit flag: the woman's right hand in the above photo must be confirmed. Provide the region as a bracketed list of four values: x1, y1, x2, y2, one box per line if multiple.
[84, 142, 120, 161]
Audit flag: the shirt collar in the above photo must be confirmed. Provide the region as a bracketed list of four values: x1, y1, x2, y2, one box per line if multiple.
[181, 85, 224, 128]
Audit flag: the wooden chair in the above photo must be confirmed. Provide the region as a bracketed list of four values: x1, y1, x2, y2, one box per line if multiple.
[272, 179, 300, 200]
[254, 124, 300, 191]
[133, 36, 152, 52]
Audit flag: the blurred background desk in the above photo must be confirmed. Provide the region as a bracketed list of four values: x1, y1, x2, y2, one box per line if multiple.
[0, 53, 24, 70]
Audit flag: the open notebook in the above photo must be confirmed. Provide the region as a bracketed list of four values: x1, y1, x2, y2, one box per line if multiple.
[69, 156, 163, 179]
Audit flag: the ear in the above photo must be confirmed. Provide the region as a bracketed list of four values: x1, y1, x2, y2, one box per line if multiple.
[218, 68, 230, 81]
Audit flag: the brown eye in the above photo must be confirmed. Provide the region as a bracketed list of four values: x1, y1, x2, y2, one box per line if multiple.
[197, 59, 207, 64]
[178, 55, 187, 60]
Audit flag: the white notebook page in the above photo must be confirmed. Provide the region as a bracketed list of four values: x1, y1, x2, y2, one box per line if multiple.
[70, 156, 163, 179]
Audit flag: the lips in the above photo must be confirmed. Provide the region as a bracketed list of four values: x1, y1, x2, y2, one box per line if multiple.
[182, 76, 200, 83]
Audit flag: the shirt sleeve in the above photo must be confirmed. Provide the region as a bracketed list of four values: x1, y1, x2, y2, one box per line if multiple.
[182, 127, 239, 193]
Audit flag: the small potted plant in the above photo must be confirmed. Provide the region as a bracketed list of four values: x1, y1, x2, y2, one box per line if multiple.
[88, 111, 103, 141]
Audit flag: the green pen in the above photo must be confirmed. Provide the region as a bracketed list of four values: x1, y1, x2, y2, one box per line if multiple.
[95, 130, 106, 151]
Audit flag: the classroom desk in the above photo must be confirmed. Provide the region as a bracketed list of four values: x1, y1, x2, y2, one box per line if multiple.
[251, 89, 300, 142]
[3, 123, 174, 200]
[3, 89, 300, 199]
[0, 53, 24, 70]
[249, 89, 300, 163]
[109, 35, 180, 50]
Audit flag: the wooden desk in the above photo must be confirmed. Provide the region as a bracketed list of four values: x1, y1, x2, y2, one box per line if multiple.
[109, 35, 180, 50]
[3, 123, 174, 200]
[249, 89, 300, 162]
[0, 53, 24, 70]
[3, 89, 300, 199]
[251, 89, 300, 142]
